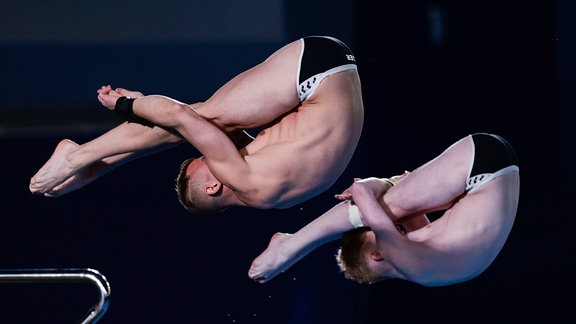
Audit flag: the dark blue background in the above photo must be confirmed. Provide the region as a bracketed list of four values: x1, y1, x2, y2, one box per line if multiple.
[0, 1, 573, 323]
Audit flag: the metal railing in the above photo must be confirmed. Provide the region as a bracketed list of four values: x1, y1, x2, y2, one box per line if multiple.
[0, 268, 111, 324]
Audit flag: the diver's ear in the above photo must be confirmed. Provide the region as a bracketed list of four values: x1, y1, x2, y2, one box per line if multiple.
[206, 181, 222, 196]
[369, 251, 384, 261]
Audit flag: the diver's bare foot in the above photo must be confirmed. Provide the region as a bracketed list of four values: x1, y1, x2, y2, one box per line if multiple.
[248, 232, 295, 284]
[44, 175, 80, 197]
[29, 139, 81, 196]
[43, 159, 107, 197]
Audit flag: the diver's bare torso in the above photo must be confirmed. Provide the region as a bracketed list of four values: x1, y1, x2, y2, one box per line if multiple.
[238, 70, 364, 208]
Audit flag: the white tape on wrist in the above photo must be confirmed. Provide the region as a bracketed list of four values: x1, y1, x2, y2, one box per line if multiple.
[348, 201, 364, 228]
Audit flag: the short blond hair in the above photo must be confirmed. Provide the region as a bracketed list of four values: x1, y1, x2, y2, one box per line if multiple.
[336, 227, 384, 284]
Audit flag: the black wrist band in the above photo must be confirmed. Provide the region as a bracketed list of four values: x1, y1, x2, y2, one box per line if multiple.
[114, 96, 135, 120]
[114, 96, 154, 127]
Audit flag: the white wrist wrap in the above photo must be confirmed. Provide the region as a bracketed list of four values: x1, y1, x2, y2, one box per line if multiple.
[348, 201, 364, 228]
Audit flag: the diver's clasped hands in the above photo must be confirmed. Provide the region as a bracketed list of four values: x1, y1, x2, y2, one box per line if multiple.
[334, 172, 410, 202]
[97, 85, 144, 111]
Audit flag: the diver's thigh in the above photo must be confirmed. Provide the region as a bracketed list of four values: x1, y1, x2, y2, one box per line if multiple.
[197, 40, 302, 129]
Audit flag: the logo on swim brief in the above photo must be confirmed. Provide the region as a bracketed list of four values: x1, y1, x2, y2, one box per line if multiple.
[346, 54, 356, 62]
[466, 173, 494, 191]
[301, 76, 317, 94]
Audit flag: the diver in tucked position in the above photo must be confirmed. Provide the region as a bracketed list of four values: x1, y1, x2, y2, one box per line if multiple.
[249, 133, 520, 286]
[29, 36, 364, 214]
